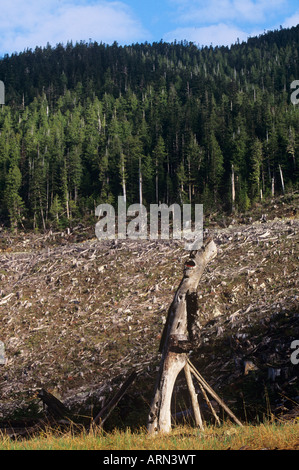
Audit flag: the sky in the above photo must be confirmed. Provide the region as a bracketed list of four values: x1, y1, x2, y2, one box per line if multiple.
[0, 0, 299, 57]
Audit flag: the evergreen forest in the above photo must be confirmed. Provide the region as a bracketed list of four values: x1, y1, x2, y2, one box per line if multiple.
[0, 25, 299, 231]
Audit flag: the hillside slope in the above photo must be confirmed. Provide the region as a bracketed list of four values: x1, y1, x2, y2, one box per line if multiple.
[0, 27, 299, 230]
[0, 195, 298, 426]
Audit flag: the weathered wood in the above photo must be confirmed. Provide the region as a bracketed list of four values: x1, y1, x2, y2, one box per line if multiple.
[184, 363, 204, 430]
[148, 238, 217, 434]
[158, 238, 217, 355]
[93, 371, 137, 427]
[197, 380, 220, 426]
[279, 164, 285, 194]
[186, 290, 201, 346]
[38, 388, 71, 420]
[187, 359, 243, 427]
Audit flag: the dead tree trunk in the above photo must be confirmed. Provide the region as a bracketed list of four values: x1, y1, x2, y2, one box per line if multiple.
[279, 164, 285, 194]
[147, 238, 217, 434]
[231, 164, 235, 213]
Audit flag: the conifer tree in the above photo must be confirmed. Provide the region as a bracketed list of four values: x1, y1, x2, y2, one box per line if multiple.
[250, 137, 263, 200]
[4, 164, 24, 231]
[0, 28, 298, 229]
[152, 136, 166, 203]
[208, 131, 224, 204]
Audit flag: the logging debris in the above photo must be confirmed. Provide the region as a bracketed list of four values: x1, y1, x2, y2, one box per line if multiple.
[0, 205, 298, 424]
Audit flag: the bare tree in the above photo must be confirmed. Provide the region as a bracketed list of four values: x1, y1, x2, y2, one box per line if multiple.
[147, 238, 217, 434]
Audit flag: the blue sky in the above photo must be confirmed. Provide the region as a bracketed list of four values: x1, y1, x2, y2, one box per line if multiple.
[0, 0, 299, 56]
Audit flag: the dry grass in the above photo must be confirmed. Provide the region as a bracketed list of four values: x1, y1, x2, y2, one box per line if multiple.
[1, 421, 298, 450]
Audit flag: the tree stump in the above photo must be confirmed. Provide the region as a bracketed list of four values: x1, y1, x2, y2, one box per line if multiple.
[147, 238, 217, 434]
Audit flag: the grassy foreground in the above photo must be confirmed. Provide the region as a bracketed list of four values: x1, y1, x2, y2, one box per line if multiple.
[1, 421, 298, 450]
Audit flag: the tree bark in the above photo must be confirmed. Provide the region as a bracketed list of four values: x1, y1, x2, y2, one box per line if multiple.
[147, 238, 217, 434]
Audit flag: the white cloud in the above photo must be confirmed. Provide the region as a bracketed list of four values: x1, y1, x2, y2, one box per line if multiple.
[283, 10, 299, 28]
[168, 0, 286, 25]
[0, 1, 148, 55]
[164, 23, 249, 47]
[164, 0, 293, 47]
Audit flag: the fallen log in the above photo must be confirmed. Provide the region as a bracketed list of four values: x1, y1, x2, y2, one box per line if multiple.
[38, 388, 72, 420]
[93, 370, 137, 427]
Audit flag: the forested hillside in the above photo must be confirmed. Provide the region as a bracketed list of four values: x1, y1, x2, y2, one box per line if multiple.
[0, 25, 298, 230]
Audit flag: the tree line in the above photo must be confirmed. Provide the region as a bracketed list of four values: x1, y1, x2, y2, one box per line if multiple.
[0, 25, 298, 230]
